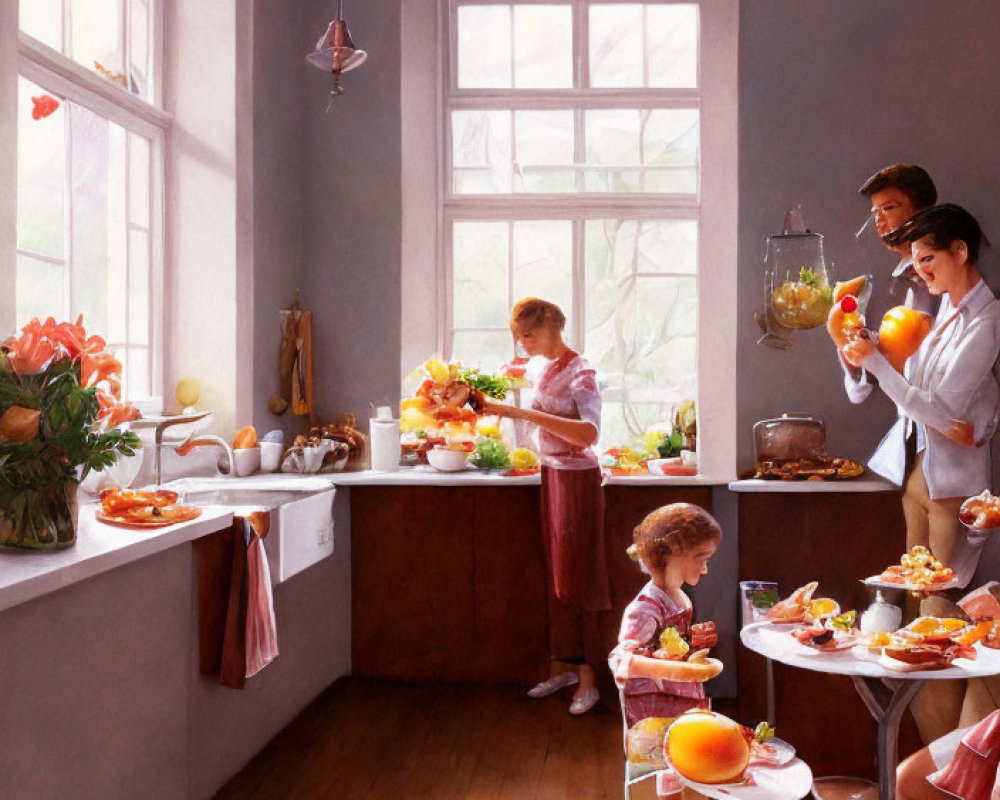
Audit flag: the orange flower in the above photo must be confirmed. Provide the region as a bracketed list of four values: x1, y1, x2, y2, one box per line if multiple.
[95, 389, 140, 430]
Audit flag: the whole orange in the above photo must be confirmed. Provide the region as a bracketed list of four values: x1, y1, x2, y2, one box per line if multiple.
[878, 306, 932, 373]
[665, 709, 750, 784]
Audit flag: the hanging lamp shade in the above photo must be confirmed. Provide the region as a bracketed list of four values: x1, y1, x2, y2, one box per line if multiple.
[306, 1, 367, 97]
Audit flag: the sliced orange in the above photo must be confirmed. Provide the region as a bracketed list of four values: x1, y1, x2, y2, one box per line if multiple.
[833, 275, 869, 303]
[809, 598, 840, 618]
[955, 621, 995, 646]
[233, 425, 258, 450]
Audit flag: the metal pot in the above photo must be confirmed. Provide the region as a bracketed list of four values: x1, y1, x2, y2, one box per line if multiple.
[753, 413, 826, 462]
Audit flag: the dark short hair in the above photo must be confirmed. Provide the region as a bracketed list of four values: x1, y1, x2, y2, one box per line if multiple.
[885, 203, 989, 265]
[858, 164, 937, 210]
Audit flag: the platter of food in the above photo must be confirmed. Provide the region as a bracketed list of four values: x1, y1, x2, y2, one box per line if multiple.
[864, 545, 957, 592]
[96, 488, 201, 527]
[959, 490, 1000, 532]
[753, 456, 865, 481]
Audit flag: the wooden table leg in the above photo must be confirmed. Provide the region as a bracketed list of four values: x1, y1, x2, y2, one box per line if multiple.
[850, 676, 924, 800]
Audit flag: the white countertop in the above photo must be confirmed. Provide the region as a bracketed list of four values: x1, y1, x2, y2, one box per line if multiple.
[322, 465, 722, 487]
[0, 504, 233, 613]
[728, 477, 898, 493]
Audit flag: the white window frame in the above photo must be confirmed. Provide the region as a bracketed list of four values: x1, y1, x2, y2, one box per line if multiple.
[405, 0, 736, 482]
[8, 4, 169, 401]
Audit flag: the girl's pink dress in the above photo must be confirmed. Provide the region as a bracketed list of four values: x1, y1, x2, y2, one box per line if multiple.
[609, 581, 709, 727]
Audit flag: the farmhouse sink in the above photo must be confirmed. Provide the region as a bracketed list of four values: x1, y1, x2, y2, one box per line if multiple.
[162, 476, 336, 584]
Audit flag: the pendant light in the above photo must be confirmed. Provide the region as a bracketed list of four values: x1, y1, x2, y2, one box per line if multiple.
[306, 0, 367, 103]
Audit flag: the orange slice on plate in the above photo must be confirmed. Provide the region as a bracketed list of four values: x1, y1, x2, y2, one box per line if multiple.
[809, 598, 840, 618]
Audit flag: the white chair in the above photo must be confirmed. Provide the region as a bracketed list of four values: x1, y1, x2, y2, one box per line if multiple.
[619, 688, 659, 800]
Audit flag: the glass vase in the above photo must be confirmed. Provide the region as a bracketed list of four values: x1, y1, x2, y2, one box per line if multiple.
[0, 481, 79, 550]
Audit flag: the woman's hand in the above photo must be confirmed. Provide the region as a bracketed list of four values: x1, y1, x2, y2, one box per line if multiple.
[842, 335, 876, 368]
[827, 305, 849, 349]
[480, 400, 518, 419]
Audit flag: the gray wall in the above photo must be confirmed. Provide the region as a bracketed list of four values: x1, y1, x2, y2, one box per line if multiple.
[737, 0, 1000, 470]
[301, 0, 403, 429]
[252, 0, 307, 439]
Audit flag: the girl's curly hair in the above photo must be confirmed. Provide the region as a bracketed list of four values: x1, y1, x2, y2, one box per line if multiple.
[631, 503, 722, 574]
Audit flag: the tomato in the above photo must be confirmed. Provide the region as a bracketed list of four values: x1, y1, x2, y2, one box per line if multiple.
[503, 467, 540, 477]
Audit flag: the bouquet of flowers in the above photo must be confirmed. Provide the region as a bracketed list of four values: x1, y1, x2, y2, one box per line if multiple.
[0, 316, 140, 549]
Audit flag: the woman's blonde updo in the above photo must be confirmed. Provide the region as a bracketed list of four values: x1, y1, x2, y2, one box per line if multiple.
[631, 503, 722, 574]
[510, 297, 566, 335]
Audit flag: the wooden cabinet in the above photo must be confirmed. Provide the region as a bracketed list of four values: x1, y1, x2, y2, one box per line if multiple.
[351, 484, 712, 685]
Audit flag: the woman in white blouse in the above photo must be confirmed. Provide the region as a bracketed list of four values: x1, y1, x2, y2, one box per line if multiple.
[843, 204, 1000, 743]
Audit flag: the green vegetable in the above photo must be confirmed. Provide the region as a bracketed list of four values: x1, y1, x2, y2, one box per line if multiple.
[819, 286, 833, 305]
[656, 431, 684, 458]
[799, 266, 821, 288]
[754, 721, 776, 743]
[829, 610, 857, 631]
[469, 437, 511, 470]
[749, 588, 779, 609]
[455, 367, 510, 400]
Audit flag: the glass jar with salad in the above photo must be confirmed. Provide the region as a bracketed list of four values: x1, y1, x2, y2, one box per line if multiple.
[765, 232, 833, 330]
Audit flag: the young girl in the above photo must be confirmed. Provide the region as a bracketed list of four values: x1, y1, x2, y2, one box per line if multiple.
[609, 503, 724, 797]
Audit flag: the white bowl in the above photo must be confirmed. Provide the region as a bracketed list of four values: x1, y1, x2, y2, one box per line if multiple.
[233, 446, 261, 477]
[426, 447, 470, 472]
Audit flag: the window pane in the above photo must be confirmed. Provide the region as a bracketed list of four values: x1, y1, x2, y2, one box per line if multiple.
[452, 330, 514, 374]
[16, 253, 66, 327]
[601, 400, 675, 453]
[584, 109, 699, 194]
[17, 77, 66, 258]
[648, 4, 698, 88]
[70, 104, 113, 335]
[129, 133, 150, 226]
[453, 222, 509, 327]
[514, 5, 572, 88]
[71, 0, 124, 78]
[644, 109, 699, 194]
[590, 4, 643, 88]
[129, 0, 152, 100]
[584, 109, 640, 192]
[514, 110, 575, 193]
[638, 220, 698, 274]
[512, 221, 573, 327]
[452, 110, 512, 193]
[126, 347, 150, 398]
[19, 0, 63, 51]
[457, 5, 511, 88]
[128, 229, 150, 345]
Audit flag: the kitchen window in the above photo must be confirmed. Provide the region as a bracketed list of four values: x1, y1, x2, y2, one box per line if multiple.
[12, 0, 166, 400]
[402, 0, 737, 478]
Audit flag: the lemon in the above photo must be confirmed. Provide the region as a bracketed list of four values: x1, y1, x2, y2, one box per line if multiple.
[424, 358, 449, 384]
[175, 377, 201, 408]
[476, 416, 501, 439]
[510, 448, 539, 470]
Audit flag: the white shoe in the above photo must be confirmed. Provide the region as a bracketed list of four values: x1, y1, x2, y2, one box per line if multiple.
[527, 671, 579, 699]
[568, 686, 600, 715]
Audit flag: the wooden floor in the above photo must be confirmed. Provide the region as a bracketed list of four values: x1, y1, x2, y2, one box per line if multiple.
[214, 678, 642, 800]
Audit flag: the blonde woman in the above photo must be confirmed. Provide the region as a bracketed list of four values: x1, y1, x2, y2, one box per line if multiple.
[482, 298, 609, 715]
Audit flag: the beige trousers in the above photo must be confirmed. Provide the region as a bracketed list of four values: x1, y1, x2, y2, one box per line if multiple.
[903, 455, 1000, 743]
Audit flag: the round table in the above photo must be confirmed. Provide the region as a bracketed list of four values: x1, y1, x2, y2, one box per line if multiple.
[741, 621, 1000, 800]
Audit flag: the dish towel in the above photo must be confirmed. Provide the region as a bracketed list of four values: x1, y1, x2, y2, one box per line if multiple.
[194, 511, 278, 689]
[929, 709, 1000, 800]
[245, 516, 279, 678]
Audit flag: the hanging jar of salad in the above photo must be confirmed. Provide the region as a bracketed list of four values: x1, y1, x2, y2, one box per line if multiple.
[766, 232, 833, 330]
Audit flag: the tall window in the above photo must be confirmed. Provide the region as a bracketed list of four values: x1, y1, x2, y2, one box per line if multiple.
[16, 0, 164, 400]
[444, 1, 701, 449]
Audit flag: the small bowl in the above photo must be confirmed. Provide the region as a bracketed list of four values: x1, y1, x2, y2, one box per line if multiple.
[260, 441, 284, 473]
[232, 446, 260, 477]
[426, 447, 470, 472]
